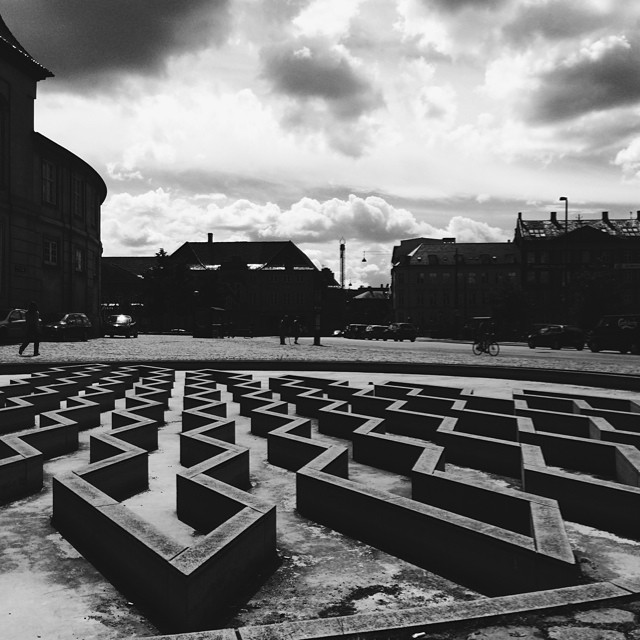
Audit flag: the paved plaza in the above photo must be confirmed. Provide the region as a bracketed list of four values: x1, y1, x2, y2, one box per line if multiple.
[1, 335, 640, 640]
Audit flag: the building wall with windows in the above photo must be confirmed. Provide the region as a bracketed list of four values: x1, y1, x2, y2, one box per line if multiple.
[104, 239, 340, 335]
[0, 15, 106, 322]
[393, 211, 640, 337]
[391, 239, 519, 337]
[515, 210, 640, 327]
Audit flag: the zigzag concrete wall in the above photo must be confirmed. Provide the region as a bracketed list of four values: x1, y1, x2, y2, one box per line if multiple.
[2, 365, 640, 636]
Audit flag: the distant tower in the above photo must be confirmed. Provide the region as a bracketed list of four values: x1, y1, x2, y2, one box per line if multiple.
[339, 237, 345, 289]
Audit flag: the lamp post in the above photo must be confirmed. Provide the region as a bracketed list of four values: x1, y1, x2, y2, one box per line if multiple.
[559, 197, 569, 316]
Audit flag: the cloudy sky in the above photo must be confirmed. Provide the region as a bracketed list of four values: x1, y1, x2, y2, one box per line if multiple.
[3, 0, 640, 286]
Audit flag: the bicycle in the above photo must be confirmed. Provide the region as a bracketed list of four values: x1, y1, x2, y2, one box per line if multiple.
[472, 337, 500, 356]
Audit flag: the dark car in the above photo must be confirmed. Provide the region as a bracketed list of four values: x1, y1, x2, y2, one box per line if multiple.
[0, 308, 27, 343]
[343, 324, 368, 339]
[365, 324, 389, 340]
[386, 322, 418, 342]
[527, 324, 585, 350]
[103, 314, 138, 338]
[587, 314, 640, 354]
[42, 312, 92, 341]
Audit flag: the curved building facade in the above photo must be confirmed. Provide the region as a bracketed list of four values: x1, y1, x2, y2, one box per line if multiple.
[0, 15, 106, 323]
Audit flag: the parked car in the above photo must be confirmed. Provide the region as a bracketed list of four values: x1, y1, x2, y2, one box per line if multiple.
[587, 314, 640, 354]
[527, 324, 585, 350]
[386, 322, 418, 342]
[343, 324, 368, 339]
[103, 314, 138, 338]
[365, 325, 389, 340]
[0, 308, 27, 343]
[42, 312, 92, 341]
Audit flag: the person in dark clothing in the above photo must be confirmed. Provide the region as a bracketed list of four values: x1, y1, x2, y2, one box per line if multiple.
[19, 301, 40, 356]
[279, 315, 290, 345]
[292, 317, 301, 344]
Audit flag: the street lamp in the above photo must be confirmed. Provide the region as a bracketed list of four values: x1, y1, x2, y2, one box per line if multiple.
[559, 197, 568, 234]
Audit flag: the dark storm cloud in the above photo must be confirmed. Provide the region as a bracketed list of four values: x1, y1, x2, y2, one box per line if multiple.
[261, 39, 383, 120]
[0, 0, 231, 84]
[504, 1, 607, 44]
[420, 0, 506, 14]
[527, 36, 640, 123]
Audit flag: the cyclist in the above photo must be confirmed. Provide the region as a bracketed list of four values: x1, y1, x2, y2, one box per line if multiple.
[474, 319, 493, 350]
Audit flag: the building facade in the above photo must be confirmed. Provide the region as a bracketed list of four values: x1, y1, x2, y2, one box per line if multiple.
[103, 237, 340, 335]
[515, 210, 640, 327]
[0, 16, 106, 322]
[391, 238, 520, 337]
[392, 210, 640, 337]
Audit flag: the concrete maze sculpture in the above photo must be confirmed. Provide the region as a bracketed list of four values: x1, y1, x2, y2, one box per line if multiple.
[1, 364, 640, 636]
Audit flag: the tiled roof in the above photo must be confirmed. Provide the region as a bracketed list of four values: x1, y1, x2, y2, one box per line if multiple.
[179, 241, 317, 270]
[399, 241, 516, 266]
[0, 14, 53, 80]
[518, 216, 640, 240]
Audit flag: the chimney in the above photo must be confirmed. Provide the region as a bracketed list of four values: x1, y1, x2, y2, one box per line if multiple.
[207, 233, 213, 243]
[517, 212, 522, 221]
[602, 211, 609, 224]
[550, 211, 557, 224]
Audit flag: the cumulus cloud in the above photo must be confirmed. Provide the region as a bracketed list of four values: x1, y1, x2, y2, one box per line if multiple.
[527, 35, 640, 123]
[614, 137, 640, 180]
[103, 189, 510, 285]
[0, 0, 232, 87]
[103, 189, 508, 252]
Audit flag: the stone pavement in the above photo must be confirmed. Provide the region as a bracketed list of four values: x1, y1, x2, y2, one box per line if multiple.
[1, 333, 640, 376]
[1, 335, 640, 640]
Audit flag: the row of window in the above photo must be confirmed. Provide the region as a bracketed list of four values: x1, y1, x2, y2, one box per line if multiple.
[396, 290, 492, 308]
[42, 160, 100, 226]
[525, 269, 640, 285]
[415, 254, 516, 265]
[401, 271, 519, 287]
[525, 249, 640, 265]
[43, 238, 98, 276]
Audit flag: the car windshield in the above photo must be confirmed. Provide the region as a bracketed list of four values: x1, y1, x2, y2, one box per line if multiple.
[108, 315, 130, 324]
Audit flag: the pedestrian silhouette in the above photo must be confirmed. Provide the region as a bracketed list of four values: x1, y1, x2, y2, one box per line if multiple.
[19, 301, 41, 357]
[279, 315, 290, 345]
[292, 317, 301, 344]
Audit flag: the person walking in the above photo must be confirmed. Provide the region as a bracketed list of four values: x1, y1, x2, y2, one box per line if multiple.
[279, 315, 290, 345]
[292, 317, 301, 344]
[19, 301, 41, 356]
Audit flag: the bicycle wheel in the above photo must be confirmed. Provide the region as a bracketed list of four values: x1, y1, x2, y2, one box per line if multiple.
[472, 341, 483, 355]
[488, 342, 500, 356]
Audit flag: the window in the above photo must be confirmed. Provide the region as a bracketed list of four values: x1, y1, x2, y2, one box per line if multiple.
[43, 239, 59, 266]
[0, 96, 8, 189]
[74, 247, 84, 272]
[71, 175, 84, 219]
[86, 185, 99, 226]
[42, 160, 57, 205]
